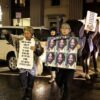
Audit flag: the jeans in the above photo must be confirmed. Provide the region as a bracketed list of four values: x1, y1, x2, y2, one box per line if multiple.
[19, 71, 34, 100]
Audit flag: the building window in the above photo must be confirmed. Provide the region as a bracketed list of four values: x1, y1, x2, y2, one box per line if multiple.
[51, 0, 60, 6]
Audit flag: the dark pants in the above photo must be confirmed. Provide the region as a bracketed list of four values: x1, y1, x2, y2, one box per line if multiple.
[19, 72, 34, 100]
[56, 69, 74, 100]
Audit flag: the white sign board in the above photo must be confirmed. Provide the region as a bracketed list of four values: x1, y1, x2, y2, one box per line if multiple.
[17, 40, 34, 69]
[85, 11, 98, 31]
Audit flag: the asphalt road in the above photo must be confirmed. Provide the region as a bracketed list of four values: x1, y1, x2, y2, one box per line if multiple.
[0, 57, 100, 100]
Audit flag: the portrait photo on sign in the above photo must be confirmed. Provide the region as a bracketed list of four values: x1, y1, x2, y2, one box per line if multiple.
[56, 52, 65, 68]
[57, 39, 67, 52]
[47, 37, 56, 52]
[67, 37, 78, 53]
[46, 52, 56, 67]
[65, 53, 77, 69]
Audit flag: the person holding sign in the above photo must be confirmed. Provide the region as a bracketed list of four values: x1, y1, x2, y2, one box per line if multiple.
[55, 23, 80, 100]
[79, 17, 99, 79]
[17, 26, 43, 100]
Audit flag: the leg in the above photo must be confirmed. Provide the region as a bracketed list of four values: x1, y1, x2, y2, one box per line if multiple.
[55, 69, 64, 99]
[19, 72, 28, 100]
[26, 73, 34, 100]
[92, 50, 99, 72]
[82, 59, 89, 73]
[55, 69, 64, 89]
[61, 70, 74, 100]
[84, 58, 91, 79]
[82, 60, 86, 73]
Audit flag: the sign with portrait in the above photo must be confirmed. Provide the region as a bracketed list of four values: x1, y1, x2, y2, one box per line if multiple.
[45, 36, 78, 69]
[85, 11, 98, 32]
[17, 40, 34, 69]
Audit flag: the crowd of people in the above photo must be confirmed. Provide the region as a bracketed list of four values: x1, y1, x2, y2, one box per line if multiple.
[16, 18, 100, 100]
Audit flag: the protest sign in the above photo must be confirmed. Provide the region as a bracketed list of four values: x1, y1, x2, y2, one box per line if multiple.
[17, 40, 34, 69]
[45, 36, 78, 69]
[85, 11, 98, 31]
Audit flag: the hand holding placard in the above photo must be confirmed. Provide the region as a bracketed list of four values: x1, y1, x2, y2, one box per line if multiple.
[30, 46, 35, 51]
[85, 11, 98, 32]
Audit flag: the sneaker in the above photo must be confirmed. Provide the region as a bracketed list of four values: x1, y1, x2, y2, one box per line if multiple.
[85, 74, 91, 79]
[48, 78, 55, 84]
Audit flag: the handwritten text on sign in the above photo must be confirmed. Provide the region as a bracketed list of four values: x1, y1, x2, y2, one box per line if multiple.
[17, 40, 34, 69]
[85, 11, 98, 32]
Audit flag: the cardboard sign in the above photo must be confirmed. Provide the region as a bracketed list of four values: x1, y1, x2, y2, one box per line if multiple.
[17, 40, 34, 69]
[85, 11, 98, 31]
[45, 36, 78, 69]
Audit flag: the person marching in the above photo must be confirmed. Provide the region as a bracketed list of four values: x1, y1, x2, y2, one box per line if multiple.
[18, 26, 43, 100]
[48, 28, 57, 83]
[55, 23, 80, 100]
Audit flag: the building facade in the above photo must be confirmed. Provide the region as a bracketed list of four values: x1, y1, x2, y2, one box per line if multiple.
[44, 0, 83, 28]
[0, 0, 11, 26]
[0, 0, 84, 27]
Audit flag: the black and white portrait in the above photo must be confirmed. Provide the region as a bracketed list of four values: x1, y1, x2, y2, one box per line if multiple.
[57, 39, 67, 52]
[46, 52, 55, 66]
[67, 37, 78, 53]
[56, 53, 65, 68]
[66, 53, 77, 69]
[47, 38, 56, 52]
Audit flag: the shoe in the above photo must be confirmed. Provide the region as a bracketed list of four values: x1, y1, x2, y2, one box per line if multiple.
[48, 78, 55, 84]
[85, 74, 91, 79]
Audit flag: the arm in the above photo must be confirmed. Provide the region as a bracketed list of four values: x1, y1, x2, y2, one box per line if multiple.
[34, 38, 44, 56]
[30, 38, 36, 51]
[91, 22, 99, 39]
[79, 25, 85, 38]
[30, 46, 36, 51]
